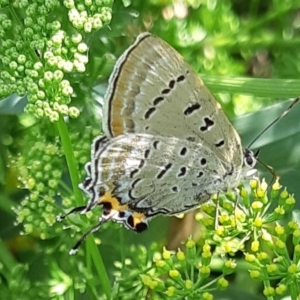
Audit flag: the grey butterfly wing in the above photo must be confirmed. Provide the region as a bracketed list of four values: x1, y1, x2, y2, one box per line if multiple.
[82, 133, 239, 216]
[102, 33, 243, 168]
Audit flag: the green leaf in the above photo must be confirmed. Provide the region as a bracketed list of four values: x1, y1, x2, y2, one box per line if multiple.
[0, 94, 27, 115]
[234, 99, 300, 207]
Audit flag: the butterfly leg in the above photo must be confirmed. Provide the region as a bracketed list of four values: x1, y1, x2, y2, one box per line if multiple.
[56, 205, 87, 222]
[69, 217, 107, 255]
[233, 188, 240, 227]
[214, 193, 220, 230]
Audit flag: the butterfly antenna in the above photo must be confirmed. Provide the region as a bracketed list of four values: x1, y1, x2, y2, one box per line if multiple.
[247, 97, 299, 149]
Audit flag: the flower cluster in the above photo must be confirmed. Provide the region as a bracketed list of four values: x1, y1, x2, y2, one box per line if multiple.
[65, 0, 112, 32]
[0, 0, 112, 121]
[12, 129, 63, 238]
[0, 263, 48, 299]
[12, 123, 99, 243]
[115, 240, 235, 299]
[150, 240, 236, 298]
[197, 178, 300, 298]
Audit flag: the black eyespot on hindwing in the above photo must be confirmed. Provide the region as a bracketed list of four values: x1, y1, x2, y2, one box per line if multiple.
[180, 147, 187, 156]
[153, 140, 159, 149]
[144, 149, 150, 159]
[178, 167, 186, 177]
[157, 163, 172, 179]
[200, 158, 207, 166]
[197, 171, 204, 178]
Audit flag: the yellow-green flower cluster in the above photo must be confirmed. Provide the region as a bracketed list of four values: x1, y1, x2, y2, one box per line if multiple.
[12, 131, 63, 238]
[245, 220, 300, 298]
[64, 0, 112, 32]
[0, 0, 112, 121]
[198, 177, 300, 298]
[113, 241, 236, 298]
[197, 178, 295, 251]
[12, 123, 98, 243]
[139, 238, 234, 298]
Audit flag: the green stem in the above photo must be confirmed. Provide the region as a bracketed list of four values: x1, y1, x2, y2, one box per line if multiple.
[56, 117, 83, 206]
[89, 237, 112, 299]
[0, 194, 15, 216]
[0, 239, 18, 271]
[261, 267, 274, 300]
[56, 117, 111, 299]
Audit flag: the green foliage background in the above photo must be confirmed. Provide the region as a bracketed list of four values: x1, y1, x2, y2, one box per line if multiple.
[1, 0, 300, 299]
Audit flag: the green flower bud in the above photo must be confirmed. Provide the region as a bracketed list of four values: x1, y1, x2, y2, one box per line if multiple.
[71, 33, 82, 44]
[24, 17, 33, 27]
[185, 279, 193, 289]
[251, 240, 260, 252]
[222, 259, 237, 275]
[24, 27, 34, 38]
[9, 61, 18, 70]
[19, 0, 29, 8]
[2, 19, 12, 30]
[169, 269, 180, 279]
[266, 263, 278, 274]
[249, 270, 262, 279]
[275, 284, 287, 295]
[93, 17, 103, 29]
[263, 287, 275, 297]
[217, 277, 228, 290]
[257, 252, 269, 264]
[165, 286, 176, 297]
[202, 292, 213, 300]
[84, 21, 93, 33]
[17, 54, 27, 65]
[68, 106, 80, 118]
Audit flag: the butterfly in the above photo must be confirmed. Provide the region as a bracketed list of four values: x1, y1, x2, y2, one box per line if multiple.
[58, 33, 260, 254]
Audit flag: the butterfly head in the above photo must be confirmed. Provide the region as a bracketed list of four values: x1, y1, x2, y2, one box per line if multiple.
[242, 148, 259, 177]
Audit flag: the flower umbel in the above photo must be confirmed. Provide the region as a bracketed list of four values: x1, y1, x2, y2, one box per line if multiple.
[198, 177, 300, 298]
[0, 1, 112, 121]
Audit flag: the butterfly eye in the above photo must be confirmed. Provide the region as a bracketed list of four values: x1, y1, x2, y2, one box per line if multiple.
[243, 149, 257, 168]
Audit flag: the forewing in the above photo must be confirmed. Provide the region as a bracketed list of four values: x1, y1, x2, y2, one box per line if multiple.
[102, 33, 242, 167]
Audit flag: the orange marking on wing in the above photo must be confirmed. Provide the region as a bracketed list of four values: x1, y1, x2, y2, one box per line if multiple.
[132, 212, 146, 227]
[110, 98, 123, 136]
[98, 191, 128, 211]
